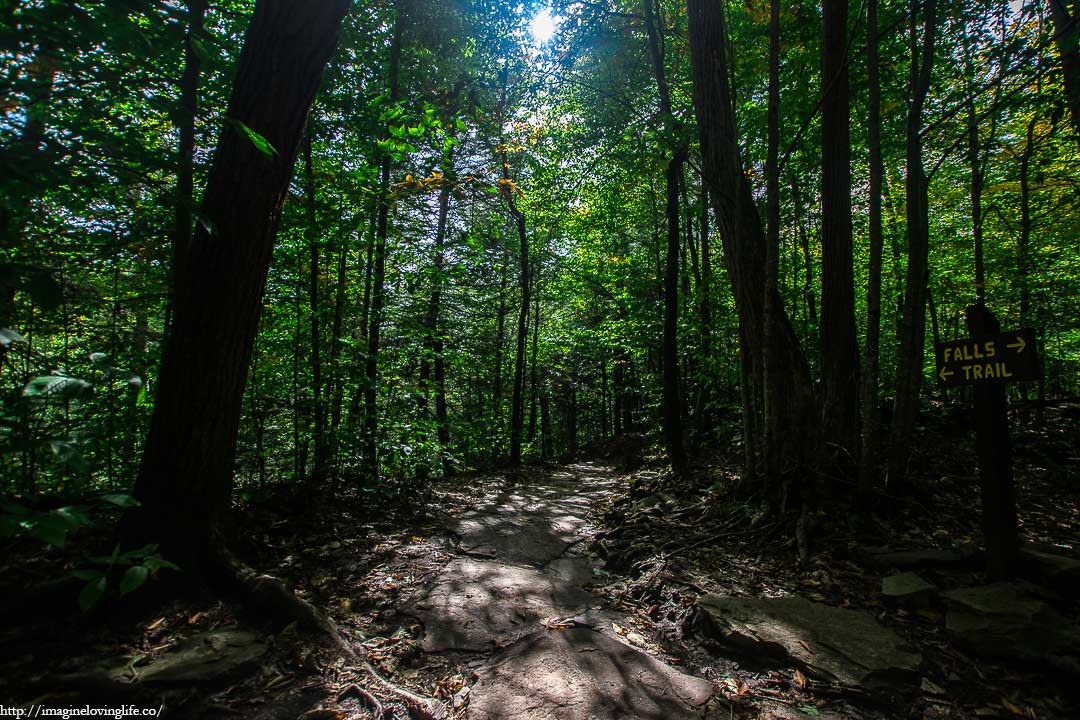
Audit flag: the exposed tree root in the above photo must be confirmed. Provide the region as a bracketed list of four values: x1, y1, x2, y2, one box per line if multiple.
[206, 540, 447, 720]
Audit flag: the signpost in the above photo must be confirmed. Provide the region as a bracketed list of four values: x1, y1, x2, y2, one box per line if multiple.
[934, 307, 1040, 579]
[934, 328, 1039, 387]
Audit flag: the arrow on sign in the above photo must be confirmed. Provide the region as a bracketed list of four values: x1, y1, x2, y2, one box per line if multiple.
[1006, 336, 1027, 353]
[939, 367, 954, 382]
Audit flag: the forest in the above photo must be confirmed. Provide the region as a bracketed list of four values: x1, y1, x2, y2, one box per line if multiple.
[2, 0, 1079, 718]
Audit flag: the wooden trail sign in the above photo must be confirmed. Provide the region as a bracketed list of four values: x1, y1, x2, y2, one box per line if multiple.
[934, 328, 1039, 387]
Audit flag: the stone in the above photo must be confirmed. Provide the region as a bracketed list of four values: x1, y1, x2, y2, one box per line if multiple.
[882, 572, 938, 608]
[942, 582, 1080, 670]
[696, 594, 921, 688]
[855, 546, 980, 571]
[402, 558, 594, 652]
[136, 629, 268, 684]
[468, 627, 713, 720]
[1016, 547, 1080, 597]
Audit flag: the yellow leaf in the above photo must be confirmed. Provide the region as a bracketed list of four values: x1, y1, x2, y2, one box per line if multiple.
[793, 669, 808, 688]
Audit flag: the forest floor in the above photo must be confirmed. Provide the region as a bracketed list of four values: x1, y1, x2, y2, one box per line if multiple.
[3, 402, 1080, 719]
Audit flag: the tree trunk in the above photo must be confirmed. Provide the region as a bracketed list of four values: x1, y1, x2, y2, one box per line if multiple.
[172, 0, 207, 307]
[419, 145, 453, 476]
[687, 0, 817, 490]
[305, 133, 329, 482]
[763, 0, 782, 485]
[121, 0, 349, 573]
[363, 13, 404, 485]
[1048, 0, 1080, 139]
[887, 0, 938, 494]
[505, 170, 530, 466]
[643, 0, 687, 475]
[819, 0, 860, 464]
[859, 0, 884, 502]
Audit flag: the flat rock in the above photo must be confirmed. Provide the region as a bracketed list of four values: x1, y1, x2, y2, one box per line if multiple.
[856, 546, 980, 571]
[403, 558, 595, 652]
[136, 629, 268, 684]
[468, 626, 713, 720]
[882, 572, 938, 608]
[1017, 547, 1080, 597]
[943, 582, 1080, 669]
[697, 594, 921, 688]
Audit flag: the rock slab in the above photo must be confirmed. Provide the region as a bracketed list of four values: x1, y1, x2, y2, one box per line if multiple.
[404, 558, 595, 652]
[943, 582, 1080, 669]
[697, 594, 921, 688]
[882, 572, 938, 608]
[468, 626, 713, 720]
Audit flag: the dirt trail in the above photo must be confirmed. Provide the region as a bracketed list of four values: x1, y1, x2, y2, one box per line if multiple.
[401, 461, 714, 719]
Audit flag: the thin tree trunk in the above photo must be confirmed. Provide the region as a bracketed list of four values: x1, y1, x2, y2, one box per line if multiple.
[528, 267, 541, 443]
[363, 13, 404, 485]
[305, 133, 329, 482]
[644, 0, 687, 474]
[419, 145, 454, 475]
[859, 0, 884, 502]
[763, 0, 782, 486]
[887, 0, 938, 494]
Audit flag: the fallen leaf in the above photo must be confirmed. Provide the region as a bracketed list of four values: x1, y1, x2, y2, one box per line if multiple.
[793, 669, 808, 688]
[798, 639, 813, 655]
[1001, 699, 1026, 717]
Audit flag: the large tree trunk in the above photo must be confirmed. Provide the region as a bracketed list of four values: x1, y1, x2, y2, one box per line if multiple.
[121, 0, 349, 573]
[763, 0, 782, 484]
[819, 0, 860, 464]
[686, 0, 816, 492]
[887, 0, 938, 494]
[1048, 0, 1080, 139]
[644, 0, 687, 474]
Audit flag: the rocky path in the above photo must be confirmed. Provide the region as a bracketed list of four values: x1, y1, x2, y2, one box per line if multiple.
[400, 462, 714, 719]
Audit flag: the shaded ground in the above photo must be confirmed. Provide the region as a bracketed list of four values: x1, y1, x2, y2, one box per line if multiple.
[3, 403, 1079, 719]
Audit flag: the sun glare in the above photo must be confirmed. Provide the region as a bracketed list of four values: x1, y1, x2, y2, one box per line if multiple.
[529, 8, 558, 45]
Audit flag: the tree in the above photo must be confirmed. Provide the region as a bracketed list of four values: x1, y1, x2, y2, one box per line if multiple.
[887, 0, 938, 493]
[686, 0, 817, 497]
[643, 0, 687, 475]
[122, 0, 350, 573]
[819, 0, 859, 464]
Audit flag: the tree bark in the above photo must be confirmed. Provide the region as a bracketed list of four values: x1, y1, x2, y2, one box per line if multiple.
[1048, 0, 1080, 139]
[643, 0, 687, 474]
[819, 0, 860, 463]
[362, 12, 403, 485]
[687, 0, 816, 491]
[122, 0, 349, 573]
[859, 0, 884, 502]
[887, 0, 938, 494]
[172, 0, 207, 307]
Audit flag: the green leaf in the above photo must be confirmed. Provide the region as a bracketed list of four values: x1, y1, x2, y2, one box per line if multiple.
[99, 494, 141, 508]
[70, 569, 105, 581]
[229, 119, 278, 158]
[119, 565, 149, 595]
[78, 577, 107, 611]
[455, 118, 467, 132]
[142, 555, 180, 572]
[29, 515, 72, 548]
[23, 375, 93, 399]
